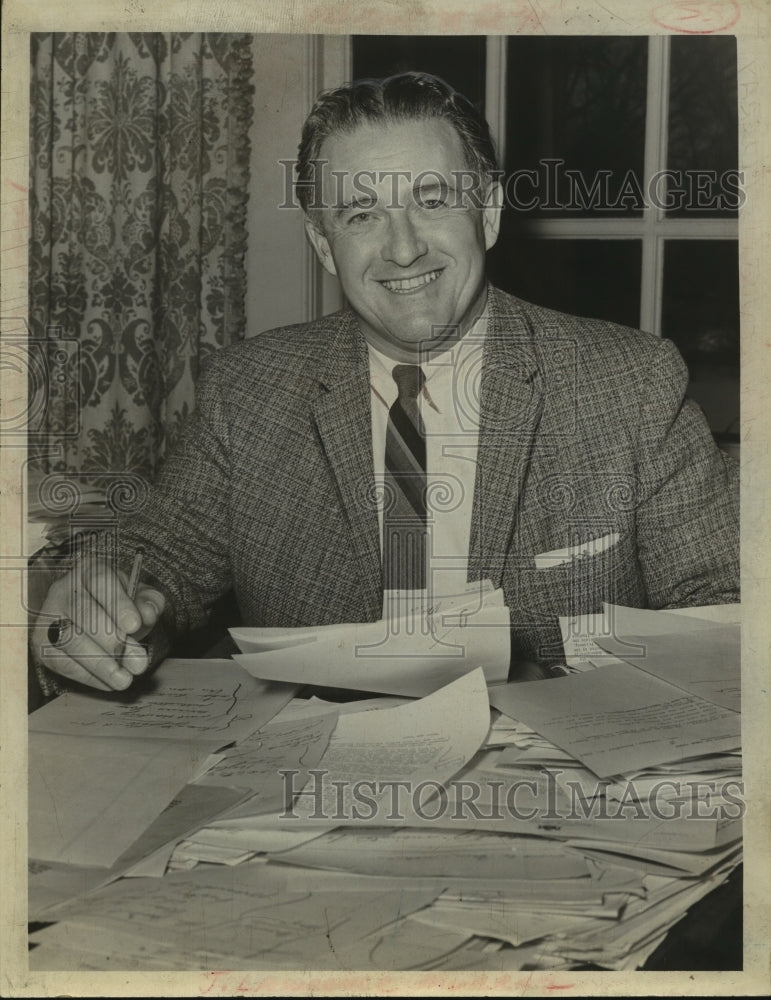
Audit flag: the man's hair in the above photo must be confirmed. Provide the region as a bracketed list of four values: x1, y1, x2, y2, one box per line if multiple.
[295, 71, 499, 214]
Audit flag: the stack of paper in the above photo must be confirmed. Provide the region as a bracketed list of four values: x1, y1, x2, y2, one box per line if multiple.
[231, 585, 511, 696]
[29, 604, 742, 973]
[29, 660, 296, 871]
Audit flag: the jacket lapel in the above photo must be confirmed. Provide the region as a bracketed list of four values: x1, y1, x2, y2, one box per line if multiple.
[469, 288, 545, 586]
[306, 288, 546, 605]
[310, 312, 383, 618]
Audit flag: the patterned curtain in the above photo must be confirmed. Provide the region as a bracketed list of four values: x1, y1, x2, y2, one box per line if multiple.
[28, 33, 254, 483]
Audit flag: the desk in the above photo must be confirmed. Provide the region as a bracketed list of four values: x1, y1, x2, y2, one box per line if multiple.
[29, 869, 742, 972]
[27, 663, 743, 974]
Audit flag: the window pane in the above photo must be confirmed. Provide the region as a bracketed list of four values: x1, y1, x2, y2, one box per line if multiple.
[488, 238, 642, 328]
[667, 36, 739, 218]
[505, 37, 648, 218]
[662, 240, 739, 435]
[352, 36, 486, 108]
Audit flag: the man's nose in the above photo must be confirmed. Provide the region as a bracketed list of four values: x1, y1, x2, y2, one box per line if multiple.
[382, 211, 428, 266]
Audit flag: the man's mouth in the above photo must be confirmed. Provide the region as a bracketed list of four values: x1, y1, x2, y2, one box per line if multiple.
[379, 269, 443, 294]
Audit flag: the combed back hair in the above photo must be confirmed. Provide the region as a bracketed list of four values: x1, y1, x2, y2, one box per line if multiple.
[295, 71, 500, 213]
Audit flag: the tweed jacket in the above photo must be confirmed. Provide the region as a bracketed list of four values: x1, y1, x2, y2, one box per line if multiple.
[116, 285, 739, 666]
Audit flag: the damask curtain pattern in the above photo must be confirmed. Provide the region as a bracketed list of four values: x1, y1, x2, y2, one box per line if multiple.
[29, 33, 254, 482]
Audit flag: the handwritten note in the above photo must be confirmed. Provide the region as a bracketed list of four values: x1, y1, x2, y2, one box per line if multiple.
[43, 861, 440, 969]
[595, 625, 741, 713]
[28, 659, 297, 870]
[196, 711, 339, 817]
[289, 668, 491, 823]
[29, 659, 297, 747]
[489, 664, 740, 778]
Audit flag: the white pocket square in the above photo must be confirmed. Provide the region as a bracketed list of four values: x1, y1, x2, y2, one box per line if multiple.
[534, 532, 620, 570]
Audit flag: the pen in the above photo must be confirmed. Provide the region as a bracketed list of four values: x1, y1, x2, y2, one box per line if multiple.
[119, 549, 144, 665]
[126, 548, 144, 603]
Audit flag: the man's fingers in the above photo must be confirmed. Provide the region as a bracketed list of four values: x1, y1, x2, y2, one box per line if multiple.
[33, 558, 161, 691]
[36, 647, 114, 692]
[38, 625, 135, 691]
[134, 585, 165, 629]
[121, 637, 150, 676]
[82, 560, 141, 634]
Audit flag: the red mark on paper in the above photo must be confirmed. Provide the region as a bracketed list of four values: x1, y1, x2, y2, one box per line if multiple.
[651, 1, 740, 34]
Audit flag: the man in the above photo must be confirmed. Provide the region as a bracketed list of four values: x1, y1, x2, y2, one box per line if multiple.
[31, 72, 739, 694]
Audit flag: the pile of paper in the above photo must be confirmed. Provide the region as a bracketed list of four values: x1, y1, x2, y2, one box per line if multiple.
[231, 582, 511, 696]
[29, 600, 742, 973]
[28, 660, 298, 872]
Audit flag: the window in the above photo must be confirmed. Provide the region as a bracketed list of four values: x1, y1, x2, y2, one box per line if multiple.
[349, 34, 741, 442]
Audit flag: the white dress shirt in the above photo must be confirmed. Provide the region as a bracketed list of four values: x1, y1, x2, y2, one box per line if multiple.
[368, 313, 487, 599]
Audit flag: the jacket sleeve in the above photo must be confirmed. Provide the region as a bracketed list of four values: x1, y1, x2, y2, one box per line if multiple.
[113, 355, 235, 647]
[633, 336, 739, 608]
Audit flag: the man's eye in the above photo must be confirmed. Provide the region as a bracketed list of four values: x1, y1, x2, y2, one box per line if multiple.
[419, 195, 448, 210]
[348, 212, 373, 225]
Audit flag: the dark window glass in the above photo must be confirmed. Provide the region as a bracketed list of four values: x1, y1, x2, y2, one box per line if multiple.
[352, 36, 486, 109]
[667, 36, 739, 218]
[662, 240, 739, 435]
[488, 238, 642, 329]
[505, 37, 648, 217]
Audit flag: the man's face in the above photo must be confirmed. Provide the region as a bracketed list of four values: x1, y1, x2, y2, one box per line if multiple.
[305, 118, 502, 362]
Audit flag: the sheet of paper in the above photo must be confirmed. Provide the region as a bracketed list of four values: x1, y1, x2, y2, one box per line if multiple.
[488, 664, 740, 778]
[603, 603, 728, 636]
[410, 901, 601, 949]
[534, 531, 620, 570]
[29, 862, 116, 923]
[595, 625, 741, 713]
[559, 612, 631, 669]
[29, 732, 210, 867]
[171, 840, 256, 866]
[194, 711, 339, 817]
[288, 668, 491, 823]
[604, 602, 740, 634]
[604, 771, 741, 803]
[184, 822, 332, 855]
[119, 841, 178, 879]
[559, 603, 741, 670]
[234, 605, 510, 697]
[29, 922, 205, 972]
[229, 583, 503, 654]
[45, 861, 440, 968]
[108, 782, 247, 877]
[29, 658, 298, 748]
[273, 827, 590, 881]
[330, 911, 474, 971]
[666, 603, 742, 625]
[271, 694, 412, 723]
[567, 840, 742, 876]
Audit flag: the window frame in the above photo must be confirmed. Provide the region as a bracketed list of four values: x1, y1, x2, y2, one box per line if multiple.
[485, 35, 739, 336]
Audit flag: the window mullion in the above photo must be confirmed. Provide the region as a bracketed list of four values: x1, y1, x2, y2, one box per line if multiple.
[485, 36, 508, 170]
[640, 35, 671, 335]
[304, 35, 352, 319]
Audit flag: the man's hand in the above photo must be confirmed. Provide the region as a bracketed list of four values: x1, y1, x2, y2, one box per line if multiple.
[30, 559, 166, 691]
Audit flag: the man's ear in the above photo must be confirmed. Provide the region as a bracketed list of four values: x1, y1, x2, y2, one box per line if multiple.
[304, 216, 338, 277]
[482, 180, 503, 251]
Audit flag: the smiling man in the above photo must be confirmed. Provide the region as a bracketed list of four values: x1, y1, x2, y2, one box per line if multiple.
[302, 115, 501, 360]
[31, 72, 739, 694]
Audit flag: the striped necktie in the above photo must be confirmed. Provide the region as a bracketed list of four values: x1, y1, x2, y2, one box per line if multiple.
[382, 364, 427, 591]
